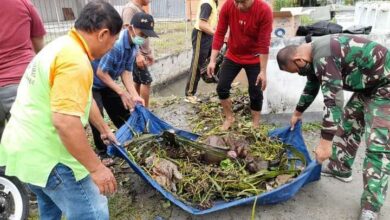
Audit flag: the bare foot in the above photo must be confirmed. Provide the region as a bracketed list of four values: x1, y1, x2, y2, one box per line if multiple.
[252, 121, 260, 129]
[221, 117, 235, 131]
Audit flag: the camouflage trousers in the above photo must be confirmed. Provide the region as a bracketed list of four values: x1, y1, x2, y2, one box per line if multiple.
[327, 84, 390, 212]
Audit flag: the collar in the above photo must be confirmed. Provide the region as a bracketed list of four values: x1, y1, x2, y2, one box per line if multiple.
[68, 28, 94, 60]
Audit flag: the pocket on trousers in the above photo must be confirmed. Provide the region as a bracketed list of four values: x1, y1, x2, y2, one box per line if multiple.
[369, 117, 390, 153]
[45, 167, 63, 190]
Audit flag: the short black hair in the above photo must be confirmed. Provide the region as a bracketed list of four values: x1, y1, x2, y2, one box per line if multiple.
[276, 45, 298, 70]
[75, 1, 122, 35]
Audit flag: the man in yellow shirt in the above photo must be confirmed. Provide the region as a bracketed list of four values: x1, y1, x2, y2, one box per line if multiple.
[0, 1, 122, 219]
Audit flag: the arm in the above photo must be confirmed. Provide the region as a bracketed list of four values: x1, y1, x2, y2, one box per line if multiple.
[296, 73, 321, 114]
[211, 3, 229, 53]
[97, 67, 135, 110]
[50, 55, 117, 194]
[121, 70, 145, 106]
[199, 20, 215, 36]
[255, 54, 269, 90]
[89, 99, 117, 141]
[31, 37, 44, 53]
[97, 49, 135, 110]
[208, 3, 229, 76]
[319, 57, 344, 141]
[198, 3, 215, 35]
[52, 111, 117, 195]
[96, 68, 124, 95]
[52, 113, 101, 174]
[255, 3, 273, 91]
[139, 39, 154, 66]
[28, 1, 46, 53]
[290, 73, 320, 130]
[122, 52, 144, 106]
[315, 57, 344, 163]
[121, 70, 138, 97]
[257, 3, 273, 55]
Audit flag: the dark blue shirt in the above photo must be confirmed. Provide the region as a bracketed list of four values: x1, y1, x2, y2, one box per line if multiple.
[92, 30, 138, 89]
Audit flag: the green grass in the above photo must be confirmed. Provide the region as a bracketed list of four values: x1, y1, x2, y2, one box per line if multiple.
[344, 0, 355, 6]
[152, 30, 192, 59]
[300, 15, 315, 26]
[273, 0, 299, 11]
[153, 21, 190, 35]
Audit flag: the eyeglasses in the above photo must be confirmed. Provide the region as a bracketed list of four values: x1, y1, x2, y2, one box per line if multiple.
[234, 0, 247, 3]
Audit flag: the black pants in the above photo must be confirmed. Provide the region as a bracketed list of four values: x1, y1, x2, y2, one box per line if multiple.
[185, 29, 213, 96]
[90, 88, 130, 155]
[216, 58, 263, 111]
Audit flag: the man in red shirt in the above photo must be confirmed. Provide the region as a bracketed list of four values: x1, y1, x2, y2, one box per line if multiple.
[207, 0, 272, 130]
[0, 0, 46, 138]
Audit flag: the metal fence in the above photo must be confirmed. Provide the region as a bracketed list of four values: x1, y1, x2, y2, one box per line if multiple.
[31, 0, 194, 59]
[149, 0, 192, 58]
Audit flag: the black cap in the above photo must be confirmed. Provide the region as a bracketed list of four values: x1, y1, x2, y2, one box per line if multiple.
[130, 12, 159, 38]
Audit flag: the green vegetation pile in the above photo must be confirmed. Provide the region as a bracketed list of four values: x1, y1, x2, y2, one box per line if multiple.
[123, 90, 306, 209]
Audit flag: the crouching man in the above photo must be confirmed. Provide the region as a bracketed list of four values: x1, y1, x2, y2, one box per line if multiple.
[277, 34, 390, 220]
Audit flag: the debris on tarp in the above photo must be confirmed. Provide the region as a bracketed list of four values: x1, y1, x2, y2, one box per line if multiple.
[122, 91, 306, 209]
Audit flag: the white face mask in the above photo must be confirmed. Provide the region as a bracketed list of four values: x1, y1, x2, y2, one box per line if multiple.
[131, 34, 145, 45]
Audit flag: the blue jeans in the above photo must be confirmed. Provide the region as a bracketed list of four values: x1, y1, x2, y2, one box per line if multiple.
[28, 163, 108, 220]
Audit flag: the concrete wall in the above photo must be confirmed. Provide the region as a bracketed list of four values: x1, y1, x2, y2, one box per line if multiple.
[149, 50, 193, 86]
[264, 37, 328, 114]
[273, 12, 301, 38]
[263, 59, 328, 114]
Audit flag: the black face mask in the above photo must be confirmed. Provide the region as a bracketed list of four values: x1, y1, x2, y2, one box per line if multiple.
[295, 61, 314, 76]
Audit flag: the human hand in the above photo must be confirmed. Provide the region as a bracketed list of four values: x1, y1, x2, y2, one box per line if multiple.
[255, 71, 267, 91]
[290, 111, 303, 131]
[136, 54, 147, 69]
[314, 139, 332, 163]
[145, 56, 154, 66]
[130, 95, 145, 110]
[224, 36, 229, 43]
[100, 130, 120, 146]
[90, 163, 117, 195]
[119, 91, 133, 110]
[207, 61, 216, 78]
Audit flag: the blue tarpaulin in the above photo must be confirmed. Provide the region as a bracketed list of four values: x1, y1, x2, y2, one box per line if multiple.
[108, 105, 322, 215]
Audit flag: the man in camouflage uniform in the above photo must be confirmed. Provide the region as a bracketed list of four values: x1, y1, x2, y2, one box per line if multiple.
[276, 34, 390, 220]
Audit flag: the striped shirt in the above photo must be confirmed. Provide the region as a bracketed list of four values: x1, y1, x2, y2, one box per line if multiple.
[92, 29, 138, 89]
